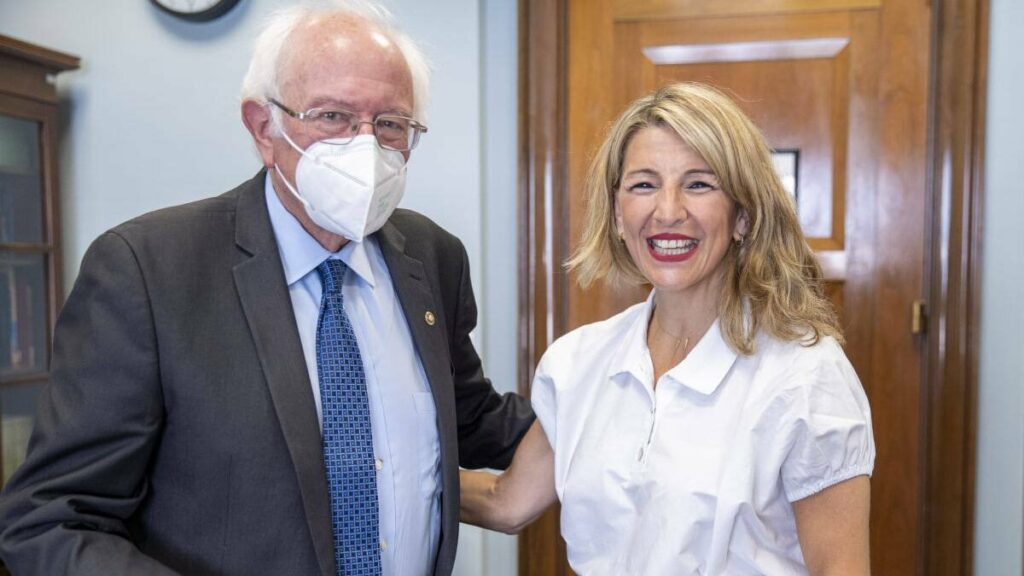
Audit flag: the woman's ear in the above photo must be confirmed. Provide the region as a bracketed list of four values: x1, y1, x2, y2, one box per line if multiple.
[733, 208, 751, 242]
[614, 198, 625, 241]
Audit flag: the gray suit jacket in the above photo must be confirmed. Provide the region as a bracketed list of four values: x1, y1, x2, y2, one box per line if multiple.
[0, 171, 534, 575]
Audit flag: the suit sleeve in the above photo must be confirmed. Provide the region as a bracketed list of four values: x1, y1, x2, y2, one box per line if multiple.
[0, 231, 179, 575]
[448, 244, 535, 471]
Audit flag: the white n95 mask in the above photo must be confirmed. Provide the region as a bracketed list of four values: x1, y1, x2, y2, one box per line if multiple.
[274, 132, 407, 243]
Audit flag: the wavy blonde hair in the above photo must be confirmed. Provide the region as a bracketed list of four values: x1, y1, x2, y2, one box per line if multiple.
[567, 82, 842, 354]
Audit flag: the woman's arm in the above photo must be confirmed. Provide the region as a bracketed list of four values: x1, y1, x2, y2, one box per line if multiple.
[460, 420, 558, 534]
[793, 475, 871, 576]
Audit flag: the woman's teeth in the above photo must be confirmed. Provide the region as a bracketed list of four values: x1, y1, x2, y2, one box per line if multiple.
[649, 238, 697, 255]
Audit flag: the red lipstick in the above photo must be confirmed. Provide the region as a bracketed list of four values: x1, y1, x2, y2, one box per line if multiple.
[646, 233, 697, 262]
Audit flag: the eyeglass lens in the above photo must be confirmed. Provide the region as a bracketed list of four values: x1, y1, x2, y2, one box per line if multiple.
[307, 109, 419, 151]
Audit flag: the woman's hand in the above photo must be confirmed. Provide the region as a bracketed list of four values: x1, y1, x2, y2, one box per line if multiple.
[459, 420, 558, 534]
[793, 475, 871, 575]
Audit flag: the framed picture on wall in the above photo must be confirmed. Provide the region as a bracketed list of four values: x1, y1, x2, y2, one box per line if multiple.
[771, 149, 799, 202]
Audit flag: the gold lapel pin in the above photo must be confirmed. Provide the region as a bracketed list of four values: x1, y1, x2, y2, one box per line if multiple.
[424, 311, 436, 326]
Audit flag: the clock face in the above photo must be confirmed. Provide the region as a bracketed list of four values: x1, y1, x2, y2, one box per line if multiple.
[150, 0, 242, 22]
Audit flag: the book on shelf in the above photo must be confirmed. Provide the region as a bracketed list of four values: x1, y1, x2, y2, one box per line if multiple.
[0, 261, 41, 377]
[14, 275, 35, 371]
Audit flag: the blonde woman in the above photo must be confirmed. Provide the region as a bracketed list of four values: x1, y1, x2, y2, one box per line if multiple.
[461, 83, 874, 575]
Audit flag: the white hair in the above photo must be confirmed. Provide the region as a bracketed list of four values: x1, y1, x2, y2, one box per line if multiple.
[240, 0, 431, 123]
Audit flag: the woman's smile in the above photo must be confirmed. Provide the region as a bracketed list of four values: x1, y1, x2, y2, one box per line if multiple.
[647, 233, 698, 262]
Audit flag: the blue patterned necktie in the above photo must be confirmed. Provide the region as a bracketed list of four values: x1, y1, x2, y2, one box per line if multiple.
[316, 259, 381, 576]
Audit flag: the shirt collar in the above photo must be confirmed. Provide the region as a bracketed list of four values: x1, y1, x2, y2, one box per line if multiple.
[609, 290, 658, 386]
[263, 174, 376, 288]
[664, 315, 738, 395]
[611, 289, 738, 396]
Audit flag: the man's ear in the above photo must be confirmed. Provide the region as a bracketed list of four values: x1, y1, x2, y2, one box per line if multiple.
[241, 100, 276, 168]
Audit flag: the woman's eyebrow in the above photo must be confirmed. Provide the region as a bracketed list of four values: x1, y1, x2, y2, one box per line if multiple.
[684, 169, 717, 177]
[623, 168, 659, 178]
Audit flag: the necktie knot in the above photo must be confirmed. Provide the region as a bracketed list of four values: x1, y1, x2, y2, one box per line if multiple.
[317, 259, 348, 298]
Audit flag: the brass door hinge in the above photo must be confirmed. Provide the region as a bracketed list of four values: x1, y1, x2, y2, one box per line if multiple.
[911, 300, 927, 335]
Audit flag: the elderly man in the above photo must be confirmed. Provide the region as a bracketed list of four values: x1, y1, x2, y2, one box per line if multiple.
[0, 2, 533, 575]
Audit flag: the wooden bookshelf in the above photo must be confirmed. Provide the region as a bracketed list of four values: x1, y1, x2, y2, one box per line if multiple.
[0, 33, 78, 575]
[0, 34, 78, 491]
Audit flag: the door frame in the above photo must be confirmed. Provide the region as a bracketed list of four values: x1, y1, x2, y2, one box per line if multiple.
[922, 0, 989, 573]
[516, 0, 990, 573]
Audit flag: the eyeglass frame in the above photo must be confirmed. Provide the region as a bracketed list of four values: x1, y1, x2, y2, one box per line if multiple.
[267, 97, 428, 152]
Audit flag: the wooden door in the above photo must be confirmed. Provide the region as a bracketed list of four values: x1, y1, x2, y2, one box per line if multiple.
[516, 0, 984, 574]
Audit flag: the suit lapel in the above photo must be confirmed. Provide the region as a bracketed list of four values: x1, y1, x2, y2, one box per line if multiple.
[231, 175, 335, 576]
[376, 223, 459, 534]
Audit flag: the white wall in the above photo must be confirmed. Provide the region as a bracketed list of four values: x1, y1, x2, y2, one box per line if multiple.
[0, 0, 519, 574]
[973, 0, 1024, 573]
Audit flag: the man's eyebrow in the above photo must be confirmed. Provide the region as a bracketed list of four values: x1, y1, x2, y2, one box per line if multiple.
[303, 96, 351, 108]
[305, 97, 412, 116]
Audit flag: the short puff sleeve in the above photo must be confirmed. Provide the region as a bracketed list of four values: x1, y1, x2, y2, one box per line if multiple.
[529, 350, 558, 452]
[780, 346, 875, 502]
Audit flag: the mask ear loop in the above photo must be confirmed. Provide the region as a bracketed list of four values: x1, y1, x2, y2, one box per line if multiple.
[272, 163, 315, 211]
[269, 114, 323, 216]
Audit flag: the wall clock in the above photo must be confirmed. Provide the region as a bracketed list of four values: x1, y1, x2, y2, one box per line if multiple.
[150, 0, 242, 22]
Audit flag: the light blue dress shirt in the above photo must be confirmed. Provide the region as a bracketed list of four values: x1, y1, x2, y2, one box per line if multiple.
[264, 177, 441, 576]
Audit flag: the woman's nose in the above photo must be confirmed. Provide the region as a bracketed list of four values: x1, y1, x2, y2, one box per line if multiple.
[653, 190, 688, 225]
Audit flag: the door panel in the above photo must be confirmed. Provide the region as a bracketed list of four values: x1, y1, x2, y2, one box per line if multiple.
[612, 0, 881, 20]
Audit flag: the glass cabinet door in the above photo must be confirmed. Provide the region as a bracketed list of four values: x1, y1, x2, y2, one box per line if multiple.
[0, 114, 44, 245]
[0, 110, 51, 484]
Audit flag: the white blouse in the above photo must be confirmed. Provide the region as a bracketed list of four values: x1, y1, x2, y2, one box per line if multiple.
[532, 292, 874, 575]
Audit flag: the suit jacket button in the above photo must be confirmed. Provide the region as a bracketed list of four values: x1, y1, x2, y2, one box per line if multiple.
[425, 311, 436, 326]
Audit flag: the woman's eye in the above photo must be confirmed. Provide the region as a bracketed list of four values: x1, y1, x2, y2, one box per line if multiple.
[627, 181, 655, 192]
[686, 180, 716, 191]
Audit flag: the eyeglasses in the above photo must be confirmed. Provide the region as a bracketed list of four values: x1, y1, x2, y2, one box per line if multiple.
[268, 98, 428, 152]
